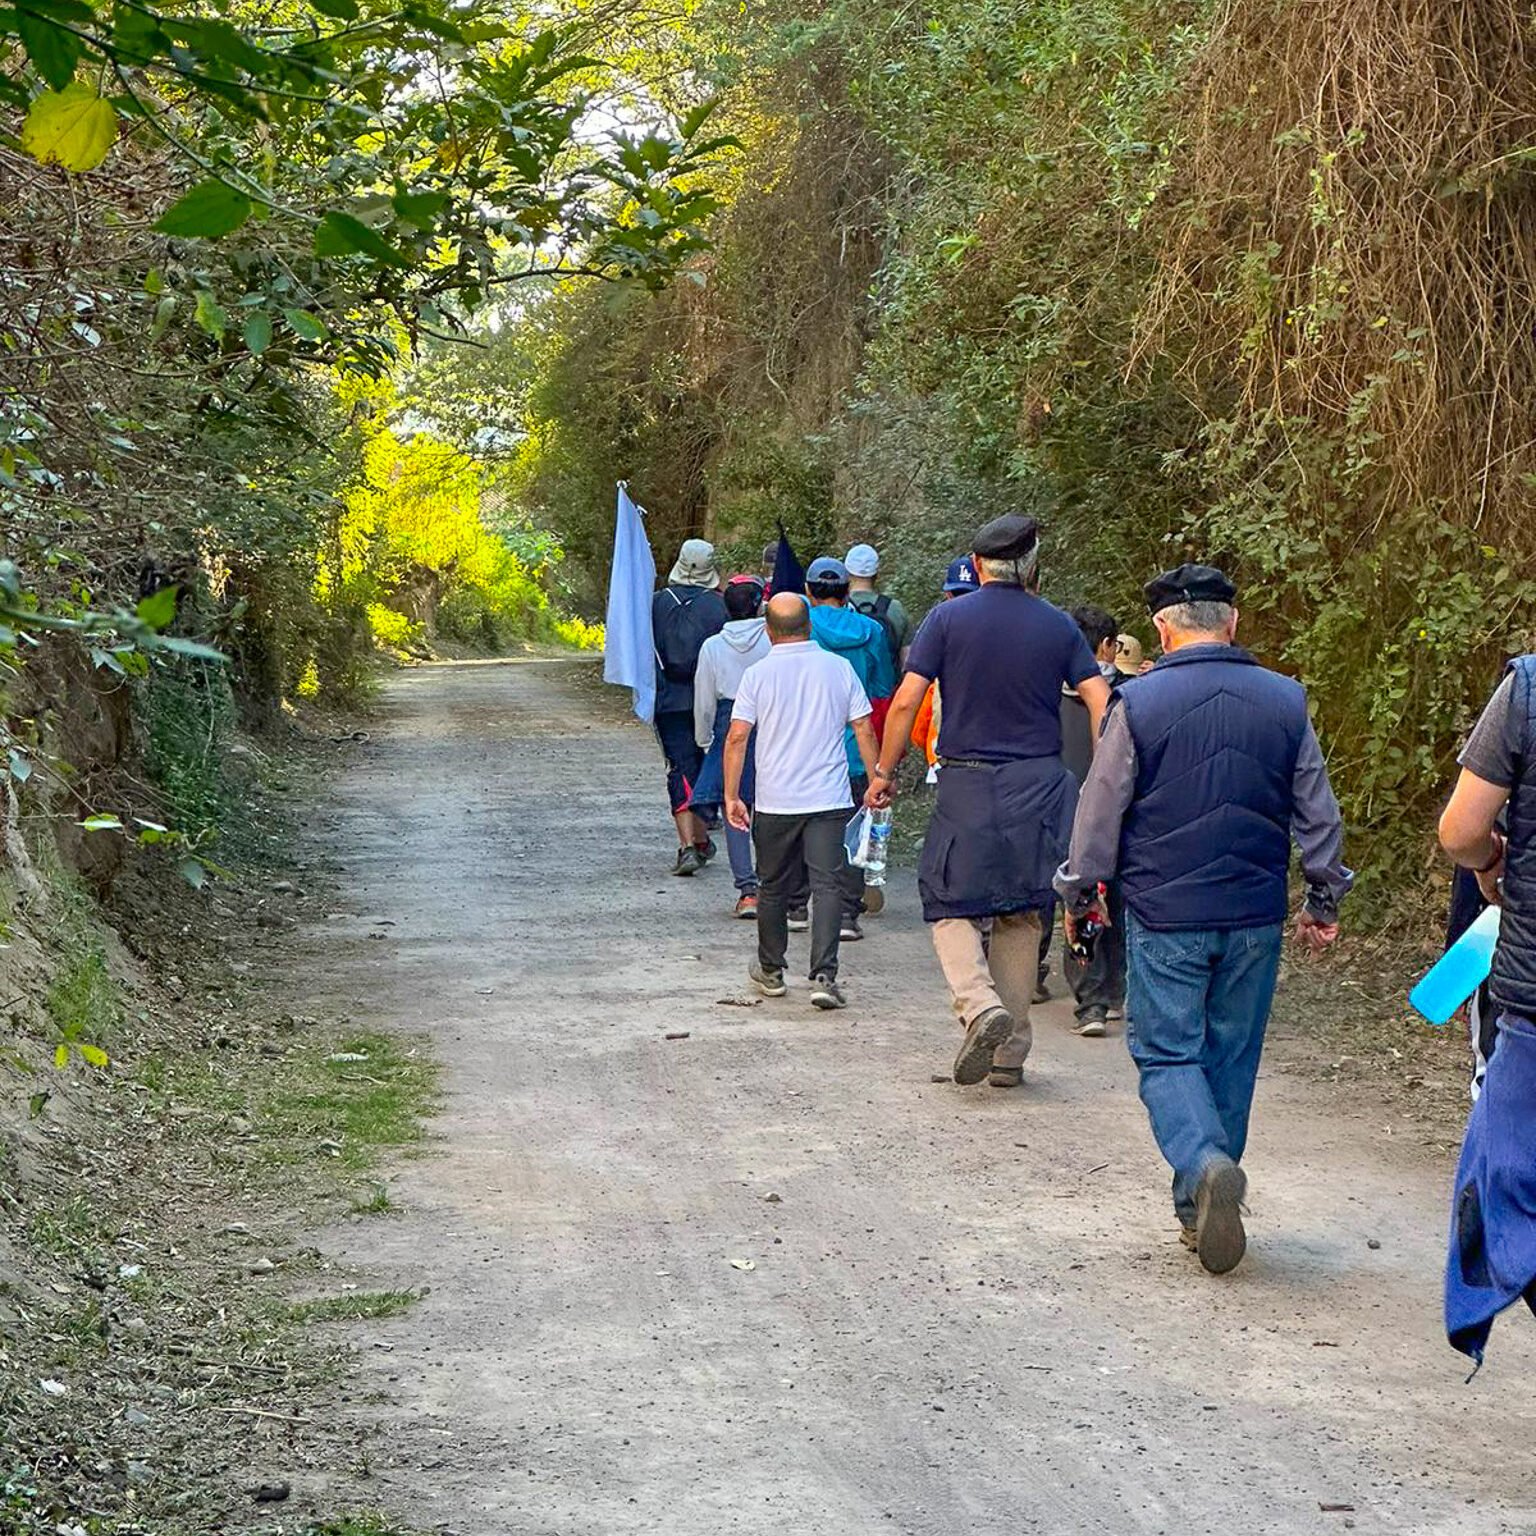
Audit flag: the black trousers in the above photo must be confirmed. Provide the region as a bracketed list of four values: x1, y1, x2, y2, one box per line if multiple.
[1062, 882, 1127, 1020]
[754, 809, 847, 980]
[788, 776, 866, 919]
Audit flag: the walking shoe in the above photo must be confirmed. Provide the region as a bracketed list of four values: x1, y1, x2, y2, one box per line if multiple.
[787, 907, 809, 932]
[862, 885, 886, 916]
[810, 973, 847, 1010]
[734, 894, 759, 920]
[1032, 974, 1052, 1005]
[953, 1005, 1013, 1086]
[1074, 1008, 1108, 1038]
[1107, 1005, 1125, 1022]
[671, 846, 704, 877]
[987, 1065, 1024, 1088]
[695, 837, 718, 863]
[840, 916, 863, 942]
[1194, 1156, 1248, 1275]
[748, 961, 786, 997]
[1178, 1223, 1198, 1253]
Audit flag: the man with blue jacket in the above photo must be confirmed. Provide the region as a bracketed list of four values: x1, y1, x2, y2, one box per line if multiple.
[1056, 565, 1352, 1275]
[805, 556, 895, 940]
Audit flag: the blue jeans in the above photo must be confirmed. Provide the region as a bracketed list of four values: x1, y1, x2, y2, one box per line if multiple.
[1124, 913, 1285, 1224]
[726, 822, 757, 895]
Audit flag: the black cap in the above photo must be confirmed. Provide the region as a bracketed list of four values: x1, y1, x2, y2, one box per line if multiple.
[1144, 563, 1237, 616]
[972, 514, 1039, 560]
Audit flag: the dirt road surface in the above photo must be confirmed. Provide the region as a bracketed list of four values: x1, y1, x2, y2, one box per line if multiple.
[288, 658, 1536, 1535]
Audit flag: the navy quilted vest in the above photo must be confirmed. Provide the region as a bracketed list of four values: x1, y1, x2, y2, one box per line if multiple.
[1489, 656, 1536, 1019]
[1117, 645, 1308, 931]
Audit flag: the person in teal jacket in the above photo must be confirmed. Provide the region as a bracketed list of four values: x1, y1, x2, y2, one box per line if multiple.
[804, 556, 896, 939]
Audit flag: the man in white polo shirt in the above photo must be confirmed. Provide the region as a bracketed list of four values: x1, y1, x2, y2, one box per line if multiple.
[723, 592, 879, 1010]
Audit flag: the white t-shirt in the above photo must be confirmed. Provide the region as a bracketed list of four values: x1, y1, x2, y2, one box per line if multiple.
[732, 641, 872, 814]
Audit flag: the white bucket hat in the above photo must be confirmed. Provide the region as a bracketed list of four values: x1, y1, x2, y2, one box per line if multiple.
[669, 538, 720, 588]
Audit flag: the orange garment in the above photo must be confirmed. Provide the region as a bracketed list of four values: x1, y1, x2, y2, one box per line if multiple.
[912, 683, 940, 766]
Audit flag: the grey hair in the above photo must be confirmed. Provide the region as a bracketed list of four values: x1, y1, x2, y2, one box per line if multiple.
[975, 548, 1039, 588]
[1161, 600, 1234, 635]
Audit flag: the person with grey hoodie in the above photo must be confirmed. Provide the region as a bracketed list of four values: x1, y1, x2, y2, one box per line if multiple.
[691, 577, 772, 917]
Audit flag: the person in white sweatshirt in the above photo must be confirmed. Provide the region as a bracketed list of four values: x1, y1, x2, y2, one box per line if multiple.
[690, 577, 772, 917]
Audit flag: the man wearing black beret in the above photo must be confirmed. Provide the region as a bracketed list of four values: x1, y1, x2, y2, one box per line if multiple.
[867, 514, 1111, 1089]
[1055, 563, 1352, 1274]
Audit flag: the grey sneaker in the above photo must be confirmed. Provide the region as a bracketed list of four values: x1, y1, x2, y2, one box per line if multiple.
[953, 1006, 1013, 1086]
[787, 907, 809, 932]
[749, 961, 786, 998]
[672, 846, 704, 877]
[839, 916, 863, 942]
[810, 973, 846, 1010]
[1074, 1008, 1108, 1038]
[1194, 1157, 1248, 1275]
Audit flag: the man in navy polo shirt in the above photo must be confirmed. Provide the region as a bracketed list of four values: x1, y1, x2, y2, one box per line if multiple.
[868, 515, 1110, 1089]
[1056, 565, 1352, 1274]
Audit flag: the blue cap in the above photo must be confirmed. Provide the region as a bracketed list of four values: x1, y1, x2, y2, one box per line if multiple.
[806, 556, 850, 585]
[944, 557, 979, 594]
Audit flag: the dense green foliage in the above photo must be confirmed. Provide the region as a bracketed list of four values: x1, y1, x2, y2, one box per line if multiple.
[2, 0, 726, 853]
[484, 0, 1536, 909]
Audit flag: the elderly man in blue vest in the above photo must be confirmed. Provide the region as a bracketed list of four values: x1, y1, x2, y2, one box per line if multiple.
[1055, 564, 1352, 1274]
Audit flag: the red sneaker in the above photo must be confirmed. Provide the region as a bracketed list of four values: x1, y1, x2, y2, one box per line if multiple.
[734, 894, 759, 920]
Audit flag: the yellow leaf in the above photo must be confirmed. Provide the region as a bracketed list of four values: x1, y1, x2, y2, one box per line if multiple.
[53, 1043, 70, 1069]
[78, 1043, 110, 1069]
[21, 84, 118, 173]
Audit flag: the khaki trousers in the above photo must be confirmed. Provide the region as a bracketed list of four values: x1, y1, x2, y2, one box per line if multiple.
[931, 911, 1042, 1070]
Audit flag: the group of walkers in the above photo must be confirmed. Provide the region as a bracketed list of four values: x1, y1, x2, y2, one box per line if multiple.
[644, 510, 1536, 1346]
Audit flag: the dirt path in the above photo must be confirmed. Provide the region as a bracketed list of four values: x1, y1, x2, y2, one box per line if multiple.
[287, 658, 1536, 1535]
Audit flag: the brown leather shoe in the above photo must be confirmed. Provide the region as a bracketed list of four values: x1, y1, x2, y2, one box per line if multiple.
[953, 1006, 1012, 1086]
[1194, 1157, 1248, 1274]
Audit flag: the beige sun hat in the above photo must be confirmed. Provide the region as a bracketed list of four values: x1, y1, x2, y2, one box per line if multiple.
[669, 538, 721, 589]
[1114, 633, 1146, 676]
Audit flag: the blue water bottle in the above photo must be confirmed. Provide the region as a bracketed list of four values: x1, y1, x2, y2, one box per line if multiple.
[1409, 906, 1502, 1025]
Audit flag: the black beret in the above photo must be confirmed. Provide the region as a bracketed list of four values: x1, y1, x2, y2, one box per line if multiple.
[1144, 563, 1237, 616]
[972, 514, 1039, 560]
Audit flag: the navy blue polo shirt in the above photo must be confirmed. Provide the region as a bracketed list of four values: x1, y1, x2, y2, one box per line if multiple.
[906, 585, 1097, 762]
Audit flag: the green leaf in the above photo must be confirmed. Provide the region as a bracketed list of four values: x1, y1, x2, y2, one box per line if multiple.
[143, 268, 163, 295]
[149, 294, 176, 339]
[78, 1043, 109, 1069]
[136, 584, 177, 630]
[150, 635, 225, 661]
[28, 1091, 49, 1120]
[53, 1043, 69, 1070]
[20, 83, 117, 172]
[243, 309, 272, 355]
[314, 210, 408, 268]
[312, 0, 359, 17]
[178, 857, 207, 889]
[80, 813, 123, 831]
[282, 307, 327, 342]
[193, 289, 227, 340]
[391, 188, 448, 230]
[7, 748, 31, 783]
[154, 179, 253, 239]
[18, 9, 83, 89]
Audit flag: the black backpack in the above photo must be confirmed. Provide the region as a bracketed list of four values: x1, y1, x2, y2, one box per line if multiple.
[855, 592, 903, 671]
[654, 587, 718, 684]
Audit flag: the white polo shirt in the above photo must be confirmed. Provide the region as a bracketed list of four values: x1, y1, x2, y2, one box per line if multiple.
[732, 641, 871, 814]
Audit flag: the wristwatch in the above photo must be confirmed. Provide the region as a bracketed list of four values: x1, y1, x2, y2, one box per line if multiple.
[1475, 830, 1506, 873]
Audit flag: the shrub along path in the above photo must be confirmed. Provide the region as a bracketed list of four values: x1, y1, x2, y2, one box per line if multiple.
[283, 656, 1536, 1534]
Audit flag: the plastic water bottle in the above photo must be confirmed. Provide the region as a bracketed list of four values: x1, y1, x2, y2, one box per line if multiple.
[1409, 905, 1502, 1026]
[864, 807, 893, 886]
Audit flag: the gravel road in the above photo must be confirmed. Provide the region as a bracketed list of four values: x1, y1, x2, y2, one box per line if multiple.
[291, 657, 1536, 1535]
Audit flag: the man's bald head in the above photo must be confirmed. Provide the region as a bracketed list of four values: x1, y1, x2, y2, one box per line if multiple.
[766, 592, 811, 643]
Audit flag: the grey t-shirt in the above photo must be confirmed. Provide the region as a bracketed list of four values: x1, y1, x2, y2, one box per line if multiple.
[1460, 675, 1521, 787]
